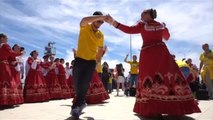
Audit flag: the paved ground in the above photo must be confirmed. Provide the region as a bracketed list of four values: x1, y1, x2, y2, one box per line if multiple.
[0, 91, 213, 120]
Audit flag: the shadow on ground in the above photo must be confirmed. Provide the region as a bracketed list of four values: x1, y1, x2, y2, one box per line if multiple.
[60, 101, 109, 108]
[65, 116, 95, 120]
[0, 105, 20, 110]
[135, 114, 196, 120]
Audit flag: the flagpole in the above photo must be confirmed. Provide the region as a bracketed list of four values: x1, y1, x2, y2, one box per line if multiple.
[130, 34, 132, 61]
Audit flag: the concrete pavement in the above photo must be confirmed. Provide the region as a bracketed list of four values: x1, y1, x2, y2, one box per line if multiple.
[0, 91, 213, 120]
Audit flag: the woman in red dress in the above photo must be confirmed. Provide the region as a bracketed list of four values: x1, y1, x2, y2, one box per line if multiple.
[0, 34, 23, 106]
[72, 70, 110, 104]
[57, 58, 71, 99]
[24, 50, 50, 102]
[45, 57, 62, 99]
[108, 9, 201, 118]
[8, 44, 24, 104]
[85, 70, 110, 104]
[41, 55, 50, 79]
[67, 60, 75, 98]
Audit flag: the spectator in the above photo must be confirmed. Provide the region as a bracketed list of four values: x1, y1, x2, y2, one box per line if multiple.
[199, 43, 213, 99]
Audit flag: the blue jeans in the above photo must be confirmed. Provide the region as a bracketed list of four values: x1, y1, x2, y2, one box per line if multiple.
[130, 74, 138, 87]
[205, 71, 213, 98]
[108, 83, 112, 93]
[72, 57, 96, 108]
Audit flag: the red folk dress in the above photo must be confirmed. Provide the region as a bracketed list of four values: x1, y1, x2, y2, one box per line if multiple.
[41, 61, 51, 78]
[24, 57, 50, 103]
[67, 66, 75, 98]
[0, 43, 22, 105]
[117, 20, 201, 116]
[73, 70, 110, 104]
[45, 62, 62, 99]
[86, 70, 110, 104]
[57, 64, 71, 99]
[8, 56, 24, 104]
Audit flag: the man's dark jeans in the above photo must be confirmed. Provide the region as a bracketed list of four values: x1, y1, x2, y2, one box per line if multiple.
[72, 57, 96, 108]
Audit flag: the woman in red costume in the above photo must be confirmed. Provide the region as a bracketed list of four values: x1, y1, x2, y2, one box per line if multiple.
[8, 44, 24, 104]
[24, 50, 50, 102]
[67, 60, 75, 98]
[45, 57, 62, 99]
[107, 9, 201, 118]
[57, 58, 71, 99]
[0, 33, 24, 106]
[72, 70, 110, 104]
[85, 70, 110, 104]
[41, 55, 50, 79]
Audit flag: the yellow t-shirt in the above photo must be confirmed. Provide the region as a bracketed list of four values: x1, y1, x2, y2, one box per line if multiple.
[127, 61, 139, 74]
[76, 24, 104, 60]
[200, 52, 213, 67]
[200, 51, 213, 80]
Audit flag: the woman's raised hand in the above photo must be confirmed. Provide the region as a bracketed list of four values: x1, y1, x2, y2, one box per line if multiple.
[104, 14, 114, 25]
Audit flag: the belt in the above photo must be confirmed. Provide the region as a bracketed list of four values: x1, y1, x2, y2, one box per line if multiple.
[142, 42, 165, 50]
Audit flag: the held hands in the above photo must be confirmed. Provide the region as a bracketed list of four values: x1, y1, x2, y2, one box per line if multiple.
[104, 14, 114, 24]
[104, 14, 119, 27]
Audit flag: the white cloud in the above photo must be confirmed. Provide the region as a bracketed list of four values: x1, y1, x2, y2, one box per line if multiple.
[156, 1, 213, 44]
[0, 0, 212, 70]
[64, 49, 75, 63]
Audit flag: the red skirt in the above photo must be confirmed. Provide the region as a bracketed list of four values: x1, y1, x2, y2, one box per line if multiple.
[24, 69, 50, 103]
[10, 66, 24, 104]
[86, 71, 110, 104]
[58, 74, 71, 99]
[133, 44, 201, 116]
[72, 71, 110, 104]
[67, 75, 75, 98]
[0, 63, 22, 105]
[45, 71, 62, 99]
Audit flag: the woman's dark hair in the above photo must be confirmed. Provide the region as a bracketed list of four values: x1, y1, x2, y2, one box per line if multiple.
[116, 64, 124, 76]
[12, 44, 19, 50]
[54, 58, 60, 62]
[30, 50, 37, 57]
[71, 60, 75, 65]
[144, 8, 157, 19]
[60, 58, 65, 62]
[0, 33, 7, 39]
[20, 47, 25, 51]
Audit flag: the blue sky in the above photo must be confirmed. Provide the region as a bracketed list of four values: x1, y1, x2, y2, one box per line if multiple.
[0, 0, 213, 76]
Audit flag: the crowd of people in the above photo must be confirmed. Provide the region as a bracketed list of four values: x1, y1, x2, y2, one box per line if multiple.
[0, 33, 113, 107]
[1, 8, 213, 119]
